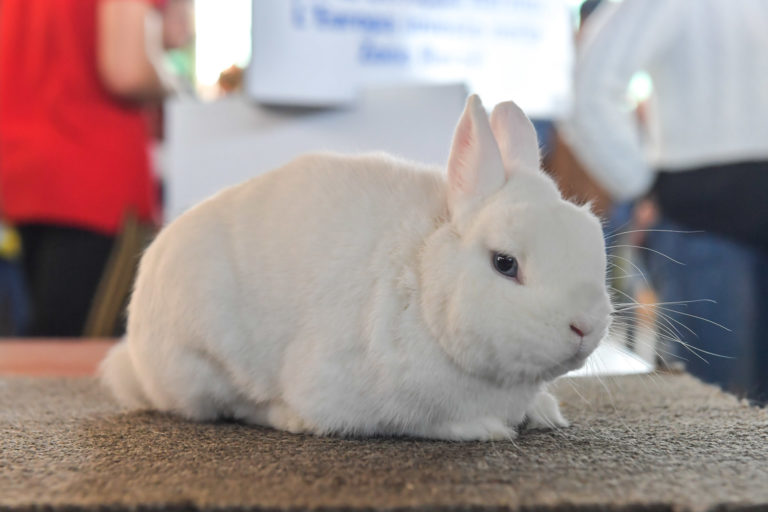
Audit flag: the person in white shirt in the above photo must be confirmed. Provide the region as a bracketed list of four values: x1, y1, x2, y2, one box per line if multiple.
[562, 0, 768, 403]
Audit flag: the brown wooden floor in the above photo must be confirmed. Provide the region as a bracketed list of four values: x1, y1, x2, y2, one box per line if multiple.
[0, 339, 115, 376]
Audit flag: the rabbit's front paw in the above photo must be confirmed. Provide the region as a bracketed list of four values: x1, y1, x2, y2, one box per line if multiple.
[524, 390, 569, 430]
[264, 401, 312, 434]
[434, 416, 517, 441]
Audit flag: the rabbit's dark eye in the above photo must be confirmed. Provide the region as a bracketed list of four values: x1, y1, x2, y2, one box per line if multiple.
[492, 252, 519, 279]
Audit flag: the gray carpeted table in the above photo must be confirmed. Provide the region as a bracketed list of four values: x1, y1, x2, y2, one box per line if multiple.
[2, 373, 767, 512]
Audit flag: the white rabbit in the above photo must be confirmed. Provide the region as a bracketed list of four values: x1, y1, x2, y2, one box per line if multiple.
[100, 95, 612, 440]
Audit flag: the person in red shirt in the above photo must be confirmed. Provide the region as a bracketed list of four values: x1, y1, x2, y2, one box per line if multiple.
[0, 0, 189, 336]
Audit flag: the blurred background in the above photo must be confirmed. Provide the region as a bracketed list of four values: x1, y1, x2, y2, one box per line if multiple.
[0, 0, 766, 404]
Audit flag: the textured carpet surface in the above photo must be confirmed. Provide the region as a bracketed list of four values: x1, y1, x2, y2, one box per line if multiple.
[1, 373, 767, 512]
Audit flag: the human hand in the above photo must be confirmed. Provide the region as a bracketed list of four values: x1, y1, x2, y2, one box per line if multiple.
[630, 198, 658, 247]
[161, 0, 194, 50]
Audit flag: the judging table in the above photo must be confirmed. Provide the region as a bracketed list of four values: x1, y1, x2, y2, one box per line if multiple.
[2, 339, 767, 512]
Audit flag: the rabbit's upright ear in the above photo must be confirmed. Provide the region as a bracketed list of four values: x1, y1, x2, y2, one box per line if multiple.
[447, 94, 507, 220]
[489, 100, 541, 175]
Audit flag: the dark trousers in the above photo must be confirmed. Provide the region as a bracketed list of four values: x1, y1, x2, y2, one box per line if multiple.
[648, 160, 768, 404]
[18, 224, 114, 337]
[645, 220, 768, 404]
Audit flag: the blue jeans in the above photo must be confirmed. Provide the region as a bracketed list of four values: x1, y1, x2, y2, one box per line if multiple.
[645, 220, 768, 403]
[0, 258, 29, 335]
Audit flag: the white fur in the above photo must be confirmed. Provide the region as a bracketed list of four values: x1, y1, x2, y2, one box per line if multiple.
[524, 389, 570, 430]
[100, 95, 612, 440]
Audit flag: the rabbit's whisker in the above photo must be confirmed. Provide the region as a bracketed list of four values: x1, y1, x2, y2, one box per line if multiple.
[606, 244, 686, 265]
[603, 228, 703, 240]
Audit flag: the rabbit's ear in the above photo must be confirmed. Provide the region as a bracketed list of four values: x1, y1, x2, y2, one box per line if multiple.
[447, 95, 507, 219]
[489, 100, 540, 176]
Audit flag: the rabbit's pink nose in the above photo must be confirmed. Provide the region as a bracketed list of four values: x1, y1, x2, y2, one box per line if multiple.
[570, 323, 589, 338]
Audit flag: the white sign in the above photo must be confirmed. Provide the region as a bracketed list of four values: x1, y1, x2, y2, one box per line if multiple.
[165, 84, 467, 221]
[247, 0, 574, 118]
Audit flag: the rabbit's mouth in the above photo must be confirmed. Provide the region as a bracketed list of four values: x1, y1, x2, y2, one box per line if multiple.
[538, 352, 588, 382]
